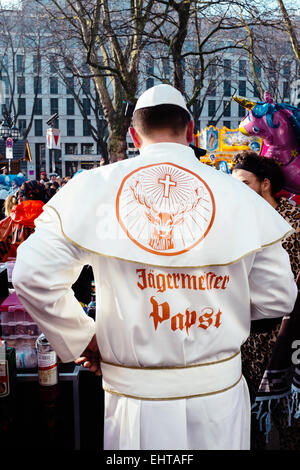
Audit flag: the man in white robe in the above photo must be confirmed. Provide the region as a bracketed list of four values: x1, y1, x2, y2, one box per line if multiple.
[12, 85, 297, 450]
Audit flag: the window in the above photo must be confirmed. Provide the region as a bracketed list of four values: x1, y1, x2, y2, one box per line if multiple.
[17, 76, 26, 94]
[33, 55, 40, 74]
[207, 80, 216, 96]
[81, 143, 94, 154]
[146, 59, 154, 75]
[239, 80, 246, 97]
[16, 55, 24, 73]
[146, 78, 154, 89]
[18, 119, 26, 135]
[223, 59, 231, 77]
[99, 104, 104, 117]
[83, 119, 91, 136]
[34, 98, 43, 115]
[238, 105, 246, 118]
[283, 63, 290, 78]
[0, 55, 8, 71]
[193, 99, 201, 116]
[83, 98, 91, 116]
[1, 76, 9, 94]
[50, 98, 59, 115]
[253, 82, 260, 98]
[66, 98, 74, 115]
[49, 55, 57, 74]
[1, 98, 9, 114]
[65, 76, 74, 94]
[239, 60, 247, 77]
[268, 59, 276, 76]
[208, 63, 216, 76]
[34, 119, 43, 136]
[18, 97, 26, 115]
[82, 77, 90, 93]
[65, 143, 78, 154]
[162, 57, 170, 76]
[35, 143, 46, 176]
[208, 100, 216, 117]
[254, 61, 261, 78]
[34, 76, 42, 94]
[223, 101, 231, 117]
[223, 120, 231, 129]
[283, 81, 290, 99]
[50, 77, 58, 94]
[223, 80, 231, 97]
[67, 119, 75, 136]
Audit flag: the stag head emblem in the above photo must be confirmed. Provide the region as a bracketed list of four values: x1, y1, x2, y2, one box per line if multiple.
[117, 163, 215, 255]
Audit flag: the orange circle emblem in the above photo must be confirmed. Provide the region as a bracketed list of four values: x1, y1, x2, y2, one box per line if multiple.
[116, 162, 216, 256]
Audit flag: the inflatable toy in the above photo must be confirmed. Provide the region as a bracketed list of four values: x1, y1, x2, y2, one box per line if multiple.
[233, 92, 300, 194]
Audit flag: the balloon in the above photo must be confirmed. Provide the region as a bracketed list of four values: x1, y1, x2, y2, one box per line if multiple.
[233, 92, 300, 194]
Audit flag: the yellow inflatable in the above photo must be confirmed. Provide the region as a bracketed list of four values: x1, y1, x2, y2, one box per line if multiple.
[193, 126, 263, 170]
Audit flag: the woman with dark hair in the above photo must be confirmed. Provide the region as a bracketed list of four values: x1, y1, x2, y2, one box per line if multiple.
[0, 180, 46, 262]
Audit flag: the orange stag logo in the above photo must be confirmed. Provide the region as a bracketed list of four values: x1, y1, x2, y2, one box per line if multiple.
[116, 163, 215, 256]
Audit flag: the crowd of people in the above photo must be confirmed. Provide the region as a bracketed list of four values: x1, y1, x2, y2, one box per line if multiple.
[0, 170, 72, 262]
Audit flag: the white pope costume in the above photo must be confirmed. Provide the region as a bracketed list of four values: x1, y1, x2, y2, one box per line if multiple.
[13, 142, 297, 450]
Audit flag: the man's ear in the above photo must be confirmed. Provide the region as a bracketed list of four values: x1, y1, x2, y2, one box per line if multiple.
[262, 178, 272, 193]
[129, 127, 142, 149]
[186, 120, 195, 144]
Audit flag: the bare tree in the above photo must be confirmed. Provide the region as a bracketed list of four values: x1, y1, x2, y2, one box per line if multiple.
[36, 0, 168, 162]
[277, 0, 300, 63]
[238, 14, 298, 101]
[143, 1, 265, 124]
[45, 50, 109, 162]
[0, 7, 43, 139]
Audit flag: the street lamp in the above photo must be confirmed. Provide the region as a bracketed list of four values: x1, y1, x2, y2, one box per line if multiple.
[0, 106, 20, 173]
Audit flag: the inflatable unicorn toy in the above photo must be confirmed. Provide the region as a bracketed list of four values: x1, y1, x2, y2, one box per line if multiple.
[233, 92, 300, 194]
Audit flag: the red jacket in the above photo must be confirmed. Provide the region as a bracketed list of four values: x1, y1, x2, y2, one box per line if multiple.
[0, 200, 44, 262]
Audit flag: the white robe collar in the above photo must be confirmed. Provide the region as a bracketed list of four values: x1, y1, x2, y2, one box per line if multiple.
[41, 142, 293, 267]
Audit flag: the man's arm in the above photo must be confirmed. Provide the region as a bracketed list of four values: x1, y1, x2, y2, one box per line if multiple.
[12, 206, 96, 363]
[249, 241, 298, 320]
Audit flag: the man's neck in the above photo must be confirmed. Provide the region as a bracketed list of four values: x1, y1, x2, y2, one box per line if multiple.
[263, 192, 278, 209]
[140, 135, 189, 150]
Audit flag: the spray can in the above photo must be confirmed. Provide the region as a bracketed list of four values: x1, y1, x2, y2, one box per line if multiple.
[36, 334, 58, 386]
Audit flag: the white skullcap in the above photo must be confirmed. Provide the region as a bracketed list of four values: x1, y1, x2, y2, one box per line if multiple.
[134, 84, 189, 114]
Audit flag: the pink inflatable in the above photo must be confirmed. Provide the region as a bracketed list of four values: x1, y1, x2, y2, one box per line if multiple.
[233, 92, 300, 194]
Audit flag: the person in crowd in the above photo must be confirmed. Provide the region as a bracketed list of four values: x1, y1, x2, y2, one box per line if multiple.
[49, 173, 59, 183]
[10, 180, 18, 192]
[55, 176, 62, 187]
[1, 166, 8, 175]
[12, 85, 297, 451]
[232, 151, 300, 450]
[40, 171, 49, 184]
[232, 151, 299, 283]
[46, 187, 58, 201]
[60, 176, 71, 187]
[49, 181, 60, 194]
[0, 180, 46, 262]
[3, 193, 18, 217]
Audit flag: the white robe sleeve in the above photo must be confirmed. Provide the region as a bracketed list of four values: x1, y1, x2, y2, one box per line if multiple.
[249, 241, 298, 320]
[12, 206, 96, 363]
